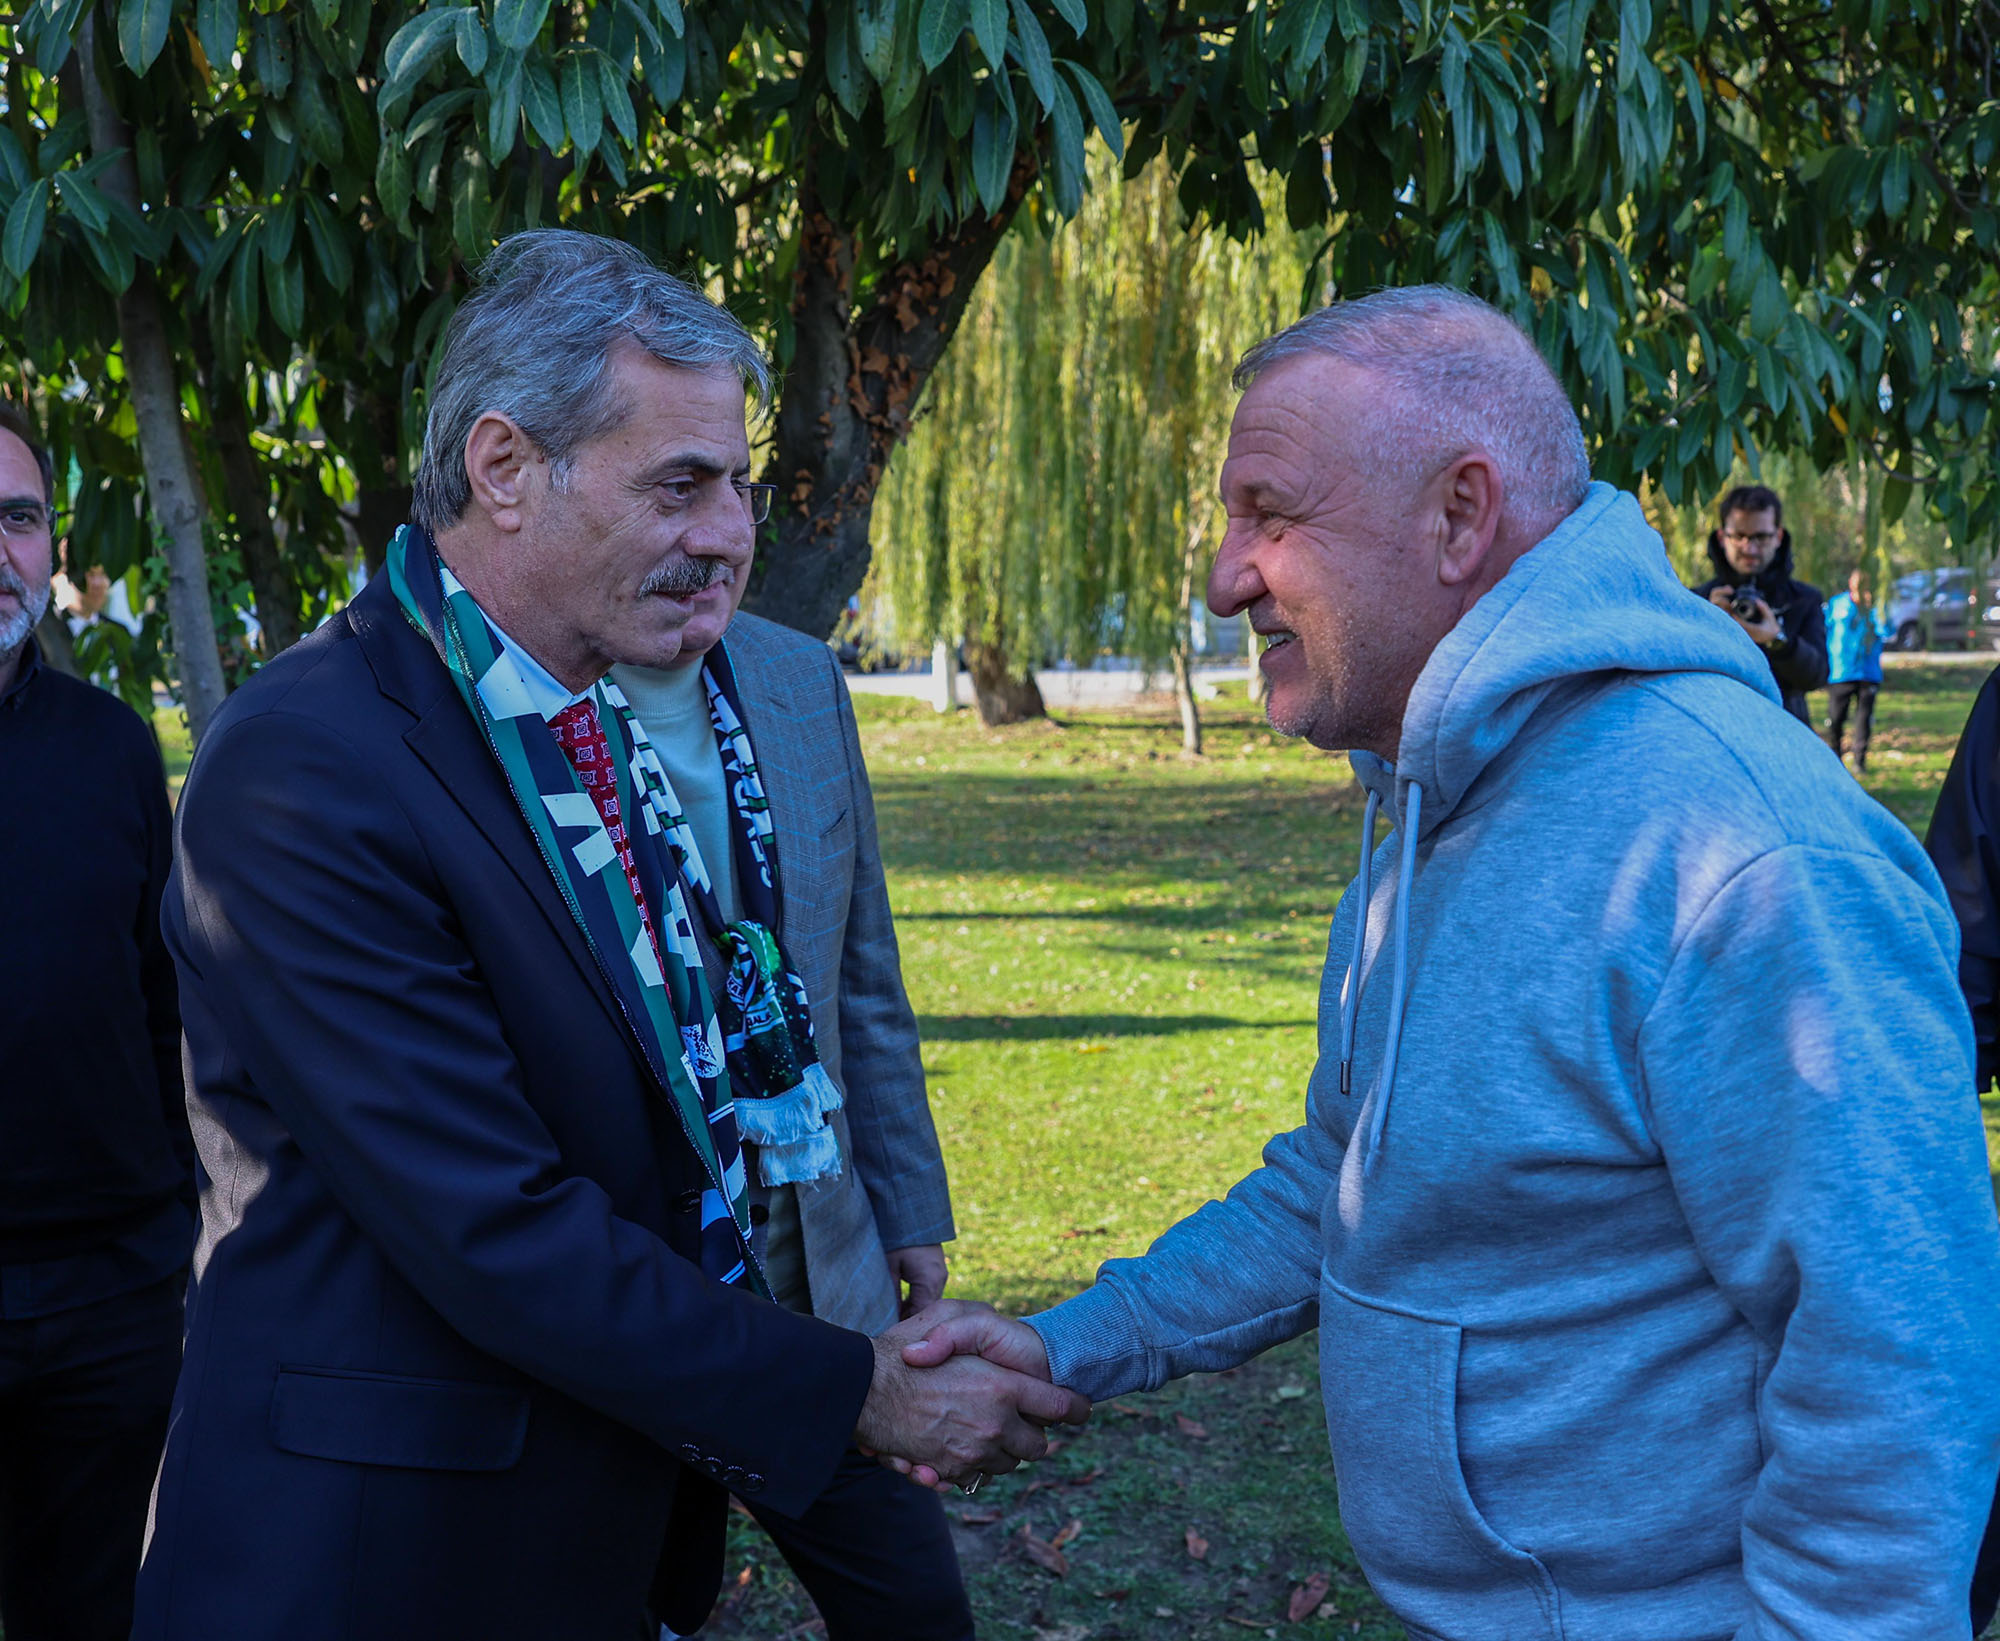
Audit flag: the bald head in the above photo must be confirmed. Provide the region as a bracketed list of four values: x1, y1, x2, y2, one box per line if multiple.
[1234, 285, 1589, 538]
[1209, 288, 1591, 759]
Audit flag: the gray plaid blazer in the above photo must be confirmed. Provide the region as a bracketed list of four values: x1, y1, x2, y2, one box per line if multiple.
[694, 611, 952, 1335]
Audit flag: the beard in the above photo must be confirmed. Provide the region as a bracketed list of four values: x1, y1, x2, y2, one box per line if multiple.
[0, 559, 50, 658]
[639, 556, 730, 599]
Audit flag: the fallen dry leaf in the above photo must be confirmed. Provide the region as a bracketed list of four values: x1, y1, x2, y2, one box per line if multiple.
[1107, 1400, 1144, 1416]
[1050, 1517, 1082, 1549]
[958, 1508, 1001, 1525]
[1066, 1465, 1104, 1486]
[1184, 1527, 1210, 1560]
[1020, 1534, 1070, 1577]
[1175, 1414, 1211, 1440]
[1288, 1572, 1333, 1622]
[1222, 1616, 1269, 1630]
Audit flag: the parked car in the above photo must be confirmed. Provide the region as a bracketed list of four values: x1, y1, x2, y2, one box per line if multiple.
[1888, 568, 1982, 650]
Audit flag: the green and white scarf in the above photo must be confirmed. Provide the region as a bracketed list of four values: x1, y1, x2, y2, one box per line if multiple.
[386, 525, 766, 1294]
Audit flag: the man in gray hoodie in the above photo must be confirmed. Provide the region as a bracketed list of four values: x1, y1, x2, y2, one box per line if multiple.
[901, 288, 2000, 1639]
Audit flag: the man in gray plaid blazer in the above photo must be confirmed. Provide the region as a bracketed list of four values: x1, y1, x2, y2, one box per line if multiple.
[615, 606, 963, 1637]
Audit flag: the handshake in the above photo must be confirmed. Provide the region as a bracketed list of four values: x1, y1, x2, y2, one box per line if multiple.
[854, 1300, 1090, 1492]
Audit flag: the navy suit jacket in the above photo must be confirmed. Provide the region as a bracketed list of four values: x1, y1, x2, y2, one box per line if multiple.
[136, 575, 876, 1641]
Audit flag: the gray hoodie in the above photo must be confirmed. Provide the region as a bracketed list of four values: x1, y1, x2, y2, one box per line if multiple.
[1028, 484, 2000, 1640]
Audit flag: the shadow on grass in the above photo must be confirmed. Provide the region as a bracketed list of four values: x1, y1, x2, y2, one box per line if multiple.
[918, 1011, 1310, 1040]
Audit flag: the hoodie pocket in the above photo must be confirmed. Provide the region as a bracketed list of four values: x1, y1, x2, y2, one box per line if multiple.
[1319, 1281, 1563, 1641]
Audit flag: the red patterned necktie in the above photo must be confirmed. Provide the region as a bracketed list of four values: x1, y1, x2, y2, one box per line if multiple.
[548, 697, 661, 958]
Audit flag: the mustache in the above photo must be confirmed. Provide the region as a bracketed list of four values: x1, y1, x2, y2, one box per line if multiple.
[639, 557, 732, 599]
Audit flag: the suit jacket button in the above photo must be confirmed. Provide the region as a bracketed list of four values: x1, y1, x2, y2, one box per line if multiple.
[748, 1202, 770, 1226]
[722, 1466, 747, 1488]
[673, 1191, 702, 1214]
[680, 1444, 702, 1462]
[740, 1473, 766, 1494]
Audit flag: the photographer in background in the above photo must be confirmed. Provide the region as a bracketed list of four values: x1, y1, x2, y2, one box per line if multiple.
[1692, 484, 1828, 722]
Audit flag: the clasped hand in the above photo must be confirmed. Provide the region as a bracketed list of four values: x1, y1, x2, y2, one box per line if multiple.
[854, 1300, 1088, 1491]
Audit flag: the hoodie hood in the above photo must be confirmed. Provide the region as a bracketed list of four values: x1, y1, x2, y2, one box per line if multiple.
[1361, 483, 1780, 836]
[1337, 484, 1780, 1173]
[1704, 523, 1797, 591]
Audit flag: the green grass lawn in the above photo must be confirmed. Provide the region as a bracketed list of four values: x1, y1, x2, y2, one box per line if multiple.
[154, 659, 1998, 1640]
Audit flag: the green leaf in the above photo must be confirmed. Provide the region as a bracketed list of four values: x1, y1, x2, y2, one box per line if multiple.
[638, 28, 687, 106]
[375, 129, 413, 222]
[451, 144, 491, 258]
[559, 50, 603, 156]
[381, 10, 462, 109]
[654, 0, 686, 38]
[1008, 0, 1056, 111]
[1547, 0, 1589, 75]
[969, 95, 1015, 215]
[969, 0, 1007, 70]
[251, 9, 294, 95]
[2, 180, 49, 281]
[227, 230, 262, 335]
[301, 195, 353, 292]
[403, 89, 476, 152]
[196, 0, 239, 74]
[522, 58, 566, 149]
[486, 53, 525, 158]
[493, 0, 553, 52]
[265, 243, 305, 337]
[0, 133, 28, 201]
[117, 0, 174, 73]
[293, 67, 346, 167]
[53, 170, 110, 237]
[825, 9, 869, 117]
[919, 0, 968, 72]
[32, 0, 91, 74]
[598, 52, 637, 145]
[1047, 74, 1085, 215]
[456, 10, 490, 75]
[1059, 60, 1122, 159]
[856, 0, 899, 82]
[1048, 0, 1086, 35]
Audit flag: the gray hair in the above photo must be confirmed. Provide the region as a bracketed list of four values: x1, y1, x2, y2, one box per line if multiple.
[412, 229, 772, 534]
[1234, 285, 1590, 525]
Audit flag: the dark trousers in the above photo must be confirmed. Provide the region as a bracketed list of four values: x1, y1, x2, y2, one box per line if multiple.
[1825, 680, 1879, 765]
[726, 1446, 972, 1640]
[1974, 1479, 2000, 1636]
[0, 1278, 184, 1641]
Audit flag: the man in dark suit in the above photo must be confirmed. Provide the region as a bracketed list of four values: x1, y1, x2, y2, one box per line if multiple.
[136, 229, 1081, 1641]
[611, 608, 962, 1631]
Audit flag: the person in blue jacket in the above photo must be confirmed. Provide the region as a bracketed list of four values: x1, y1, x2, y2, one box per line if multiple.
[1824, 566, 1893, 771]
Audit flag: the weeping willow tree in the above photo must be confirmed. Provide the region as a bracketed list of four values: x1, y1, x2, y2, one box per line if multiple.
[871, 153, 1317, 739]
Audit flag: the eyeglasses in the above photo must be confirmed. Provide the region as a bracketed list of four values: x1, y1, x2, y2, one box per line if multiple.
[0, 501, 63, 540]
[733, 481, 776, 526]
[1720, 529, 1780, 548]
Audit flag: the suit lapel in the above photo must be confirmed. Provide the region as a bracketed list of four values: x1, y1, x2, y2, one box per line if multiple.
[351, 580, 639, 1057]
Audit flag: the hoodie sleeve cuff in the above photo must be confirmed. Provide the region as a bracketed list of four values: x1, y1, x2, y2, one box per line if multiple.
[1024, 1282, 1153, 1403]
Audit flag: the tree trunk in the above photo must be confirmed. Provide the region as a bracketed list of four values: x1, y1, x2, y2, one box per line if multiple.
[1173, 513, 1204, 754]
[193, 327, 299, 659]
[964, 639, 1045, 726]
[744, 153, 1033, 640]
[78, 13, 226, 743]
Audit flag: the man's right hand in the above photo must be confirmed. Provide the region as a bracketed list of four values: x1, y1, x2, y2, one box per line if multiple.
[854, 1309, 1086, 1492]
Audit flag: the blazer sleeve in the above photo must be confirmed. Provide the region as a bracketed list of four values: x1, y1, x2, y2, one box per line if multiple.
[170, 706, 874, 1519]
[821, 653, 955, 1249]
[1927, 668, 2000, 1092]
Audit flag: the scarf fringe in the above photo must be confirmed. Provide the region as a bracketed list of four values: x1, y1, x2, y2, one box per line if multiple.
[737, 1063, 845, 1185]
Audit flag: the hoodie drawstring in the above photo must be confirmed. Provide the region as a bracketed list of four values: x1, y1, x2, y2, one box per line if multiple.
[1337, 782, 1423, 1177]
[1336, 788, 1381, 1096]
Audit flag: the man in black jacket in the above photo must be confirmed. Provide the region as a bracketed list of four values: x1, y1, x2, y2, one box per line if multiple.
[1691, 484, 1829, 722]
[0, 404, 194, 1641]
[1924, 669, 2000, 1635]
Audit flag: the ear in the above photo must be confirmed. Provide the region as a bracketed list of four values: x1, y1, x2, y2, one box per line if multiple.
[1434, 450, 1505, 588]
[461, 412, 538, 534]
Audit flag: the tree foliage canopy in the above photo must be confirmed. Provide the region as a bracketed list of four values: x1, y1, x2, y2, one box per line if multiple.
[0, 0, 1990, 729]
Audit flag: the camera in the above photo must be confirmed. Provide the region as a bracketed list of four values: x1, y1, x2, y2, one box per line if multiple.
[1729, 588, 1766, 622]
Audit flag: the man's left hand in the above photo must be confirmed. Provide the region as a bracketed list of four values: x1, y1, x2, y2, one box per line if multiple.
[887, 1244, 949, 1317]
